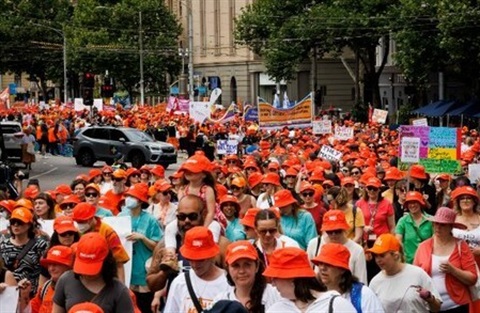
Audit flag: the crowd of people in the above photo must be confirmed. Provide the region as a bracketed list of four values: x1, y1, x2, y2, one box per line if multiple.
[1, 105, 480, 313]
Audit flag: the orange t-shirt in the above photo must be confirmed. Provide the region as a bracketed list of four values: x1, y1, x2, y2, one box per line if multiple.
[30, 281, 54, 313]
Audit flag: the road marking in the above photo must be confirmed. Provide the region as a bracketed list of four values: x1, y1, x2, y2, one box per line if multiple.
[30, 167, 58, 179]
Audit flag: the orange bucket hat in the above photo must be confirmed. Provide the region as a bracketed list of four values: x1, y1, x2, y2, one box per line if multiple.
[262, 173, 281, 186]
[55, 184, 73, 195]
[88, 169, 102, 182]
[225, 240, 258, 265]
[181, 154, 213, 173]
[72, 202, 96, 222]
[404, 191, 426, 206]
[273, 189, 297, 208]
[179, 226, 220, 260]
[311, 243, 351, 271]
[125, 182, 149, 203]
[321, 210, 350, 232]
[410, 164, 427, 180]
[241, 208, 260, 228]
[365, 177, 382, 188]
[41, 245, 74, 268]
[73, 232, 109, 276]
[451, 186, 479, 201]
[68, 302, 104, 313]
[263, 247, 315, 278]
[248, 172, 264, 189]
[150, 165, 165, 178]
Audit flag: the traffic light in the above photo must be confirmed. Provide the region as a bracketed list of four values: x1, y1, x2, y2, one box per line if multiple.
[101, 85, 114, 98]
[82, 87, 94, 106]
[83, 73, 95, 88]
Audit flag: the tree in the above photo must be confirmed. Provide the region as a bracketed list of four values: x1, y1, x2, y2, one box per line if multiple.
[69, 0, 182, 100]
[0, 0, 72, 100]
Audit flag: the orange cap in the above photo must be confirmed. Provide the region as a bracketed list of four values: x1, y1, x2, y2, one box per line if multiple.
[263, 247, 315, 278]
[72, 202, 96, 222]
[0, 200, 16, 214]
[53, 216, 78, 234]
[273, 190, 297, 208]
[179, 226, 220, 260]
[55, 184, 72, 195]
[69, 302, 104, 313]
[452, 186, 479, 201]
[41, 245, 74, 268]
[365, 177, 382, 188]
[24, 185, 40, 199]
[219, 195, 239, 206]
[231, 177, 247, 188]
[112, 169, 127, 180]
[341, 177, 356, 186]
[151, 165, 165, 178]
[436, 173, 451, 181]
[321, 210, 350, 232]
[73, 232, 109, 276]
[262, 173, 281, 186]
[299, 182, 315, 193]
[404, 191, 426, 206]
[311, 243, 351, 271]
[152, 180, 172, 193]
[267, 162, 280, 170]
[367, 233, 401, 255]
[125, 182, 149, 203]
[225, 240, 258, 265]
[248, 172, 263, 189]
[10, 207, 34, 223]
[97, 196, 117, 212]
[181, 154, 213, 173]
[14, 198, 34, 211]
[241, 208, 260, 228]
[84, 183, 100, 194]
[410, 164, 427, 180]
[169, 171, 183, 180]
[62, 195, 81, 206]
[88, 169, 102, 181]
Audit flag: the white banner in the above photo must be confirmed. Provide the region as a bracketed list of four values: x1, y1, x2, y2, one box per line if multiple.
[189, 102, 211, 123]
[0, 286, 19, 313]
[217, 140, 238, 155]
[334, 126, 354, 141]
[318, 145, 343, 161]
[313, 120, 332, 135]
[468, 164, 480, 183]
[400, 137, 420, 163]
[412, 118, 428, 126]
[372, 109, 388, 124]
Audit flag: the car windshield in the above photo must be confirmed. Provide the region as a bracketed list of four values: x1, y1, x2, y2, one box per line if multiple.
[124, 129, 154, 142]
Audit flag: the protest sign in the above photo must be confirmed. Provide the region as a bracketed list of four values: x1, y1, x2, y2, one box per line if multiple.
[313, 120, 332, 135]
[189, 102, 211, 123]
[468, 164, 480, 183]
[412, 118, 428, 126]
[258, 93, 313, 129]
[401, 137, 420, 163]
[217, 140, 238, 155]
[0, 218, 7, 232]
[334, 126, 354, 141]
[318, 145, 343, 161]
[372, 109, 388, 124]
[104, 216, 133, 287]
[244, 107, 258, 122]
[0, 286, 19, 313]
[93, 98, 103, 111]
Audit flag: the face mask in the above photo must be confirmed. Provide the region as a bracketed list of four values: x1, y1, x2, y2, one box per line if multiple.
[124, 196, 139, 211]
[77, 222, 91, 234]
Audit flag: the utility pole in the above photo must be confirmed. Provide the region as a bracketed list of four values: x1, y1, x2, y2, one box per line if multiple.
[139, 11, 145, 106]
[188, 0, 194, 101]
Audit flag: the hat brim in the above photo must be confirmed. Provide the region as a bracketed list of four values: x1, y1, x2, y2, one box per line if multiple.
[311, 255, 350, 271]
[74, 259, 103, 276]
[180, 245, 220, 260]
[180, 165, 204, 174]
[321, 223, 350, 232]
[261, 179, 280, 186]
[226, 254, 257, 265]
[367, 246, 390, 255]
[56, 226, 78, 234]
[427, 218, 467, 230]
[41, 258, 72, 268]
[263, 266, 315, 279]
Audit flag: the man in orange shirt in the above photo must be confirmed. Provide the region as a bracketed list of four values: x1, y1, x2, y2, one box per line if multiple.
[104, 169, 127, 216]
[72, 202, 130, 283]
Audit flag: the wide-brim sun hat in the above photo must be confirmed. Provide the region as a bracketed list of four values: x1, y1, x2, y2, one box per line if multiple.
[427, 207, 467, 229]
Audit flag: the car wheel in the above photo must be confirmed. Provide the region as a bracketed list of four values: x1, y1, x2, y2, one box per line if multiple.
[105, 159, 114, 166]
[78, 149, 95, 167]
[130, 152, 146, 168]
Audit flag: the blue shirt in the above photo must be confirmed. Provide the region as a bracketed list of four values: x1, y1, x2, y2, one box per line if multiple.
[96, 207, 113, 218]
[225, 218, 246, 242]
[280, 210, 318, 250]
[120, 210, 163, 286]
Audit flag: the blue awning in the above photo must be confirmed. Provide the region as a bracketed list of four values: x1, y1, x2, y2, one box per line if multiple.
[412, 100, 447, 115]
[446, 100, 480, 116]
[413, 100, 457, 117]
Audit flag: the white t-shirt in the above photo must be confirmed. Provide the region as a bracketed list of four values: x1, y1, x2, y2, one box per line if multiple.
[254, 235, 300, 263]
[266, 290, 356, 313]
[164, 219, 222, 249]
[214, 284, 282, 311]
[100, 181, 113, 195]
[431, 254, 457, 310]
[146, 202, 177, 227]
[256, 192, 275, 209]
[163, 270, 228, 313]
[369, 264, 441, 313]
[343, 284, 385, 313]
[307, 236, 367, 285]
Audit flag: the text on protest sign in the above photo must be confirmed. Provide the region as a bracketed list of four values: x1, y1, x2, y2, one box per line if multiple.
[400, 137, 420, 163]
[312, 120, 332, 134]
[318, 145, 343, 161]
[334, 126, 354, 141]
[412, 118, 428, 126]
[372, 109, 388, 124]
[217, 140, 238, 155]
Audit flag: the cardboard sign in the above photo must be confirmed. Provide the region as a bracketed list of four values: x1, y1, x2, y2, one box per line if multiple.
[189, 101, 211, 123]
[318, 145, 343, 161]
[372, 109, 388, 124]
[468, 164, 480, 183]
[400, 137, 420, 163]
[0, 286, 19, 312]
[217, 140, 238, 155]
[313, 120, 332, 135]
[412, 118, 428, 126]
[334, 126, 354, 141]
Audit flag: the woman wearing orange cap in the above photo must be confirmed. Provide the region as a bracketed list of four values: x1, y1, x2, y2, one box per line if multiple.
[230, 177, 256, 218]
[436, 174, 452, 209]
[263, 247, 355, 312]
[18, 246, 74, 313]
[312, 243, 384, 313]
[52, 233, 134, 313]
[219, 195, 246, 242]
[147, 180, 177, 228]
[256, 173, 283, 210]
[369, 234, 442, 313]
[214, 241, 281, 312]
[395, 191, 433, 264]
[0, 208, 48, 296]
[409, 164, 437, 215]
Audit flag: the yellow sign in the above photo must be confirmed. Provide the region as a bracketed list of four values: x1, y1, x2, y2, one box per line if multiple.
[258, 94, 313, 129]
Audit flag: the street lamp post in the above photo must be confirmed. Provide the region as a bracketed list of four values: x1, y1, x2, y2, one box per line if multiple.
[30, 23, 67, 105]
[139, 11, 145, 106]
[187, 0, 194, 101]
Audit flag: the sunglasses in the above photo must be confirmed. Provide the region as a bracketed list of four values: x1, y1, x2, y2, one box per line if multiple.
[367, 186, 379, 192]
[269, 168, 278, 172]
[161, 191, 171, 196]
[113, 177, 124, 182]
[459, 196, 473, 201]
[302, 192, 314, 197]
[103, 172, 112, 176]
[227, 160, 236, 164]
[341, 169, 349, 173]
[140, 170, 150, 175]
[397, 188, 407, 193]
[344, 184, 355, 188]
[351, 171, 361, 175]
[176, 212, 199, 221]
[231, 186, 242, 191]
[59, 231, 76, 237]
[258, 228, 277, 235]
[131, 174, 140, 178]
[60, 203, 74, 210]
[10, 219, 26, 226]
[85, 192, 98, 198]
[326, 229, 343, 235]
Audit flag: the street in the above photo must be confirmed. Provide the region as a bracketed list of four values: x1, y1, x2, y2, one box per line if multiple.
[16, 154, 183, 191]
